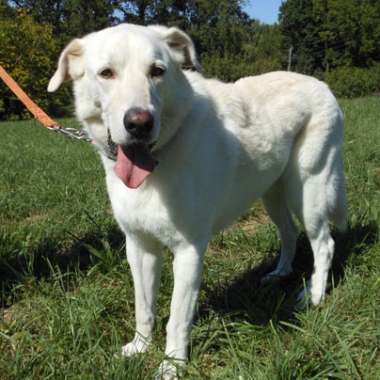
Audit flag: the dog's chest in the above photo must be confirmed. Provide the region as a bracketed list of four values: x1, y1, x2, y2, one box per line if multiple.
[107, 176, 189, 248]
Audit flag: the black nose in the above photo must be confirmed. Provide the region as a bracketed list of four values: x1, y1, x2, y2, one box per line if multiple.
[123, 108, 154, 140]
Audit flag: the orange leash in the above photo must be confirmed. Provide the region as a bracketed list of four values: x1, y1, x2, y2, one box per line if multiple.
[0, 64, 90, 141]
[0, 64, 59, 128]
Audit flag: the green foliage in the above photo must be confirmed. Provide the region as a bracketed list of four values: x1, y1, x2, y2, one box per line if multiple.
[280, 0, 380, 79]
[8, 0, 118, 41]
[198, 22, 283, 81]
[1, 98, 380, 378]
[0, 6, 72, 120]
[279, 0, 325, 75]
[278, 0, 380, 96]
[325, 64, 380, 98]
[313, 0, 380, 69]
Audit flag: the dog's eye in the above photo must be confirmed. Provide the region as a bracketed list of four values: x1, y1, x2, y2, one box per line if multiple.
[151, 66, 165, 78]
[99, 69, 114, 79]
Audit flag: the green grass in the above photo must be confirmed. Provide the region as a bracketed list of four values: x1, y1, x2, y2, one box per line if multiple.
[1, 98, 380, 379]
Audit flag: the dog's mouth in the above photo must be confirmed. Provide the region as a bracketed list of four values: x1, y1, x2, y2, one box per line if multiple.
[108, 131, 157, 189]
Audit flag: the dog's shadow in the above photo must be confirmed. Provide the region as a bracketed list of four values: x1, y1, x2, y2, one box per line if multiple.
[198, 221, 378, 326]
[1, 220, 376, 324]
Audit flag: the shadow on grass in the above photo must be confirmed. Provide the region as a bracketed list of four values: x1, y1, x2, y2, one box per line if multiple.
[1, 219, 377, 324]
[198, 220, 378, 326]
[0, 225, 125, 305]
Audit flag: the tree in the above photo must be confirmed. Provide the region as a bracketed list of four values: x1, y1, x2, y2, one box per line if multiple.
[8, 0, 118, 42]
[313, 0, 380, 69]
[360, 0, 380, 65]
[279, 0, 380, 75]
[0, 5, 70, 120]
[62, 0, 119, 38]
[248, 23, 284, 70]
[7, 0, 253, 59]
[116, 0, 153, 24]
[279, 0, 325, 75]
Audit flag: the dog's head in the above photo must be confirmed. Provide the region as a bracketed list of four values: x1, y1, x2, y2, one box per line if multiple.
[48, 24, 202, 188]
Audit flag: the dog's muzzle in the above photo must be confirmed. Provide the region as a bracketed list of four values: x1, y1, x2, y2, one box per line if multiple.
[106, 107, 155, 161]
[107, 124, 158, 188]
[123, 107, 154, 142]
[107, 130, 156, 160]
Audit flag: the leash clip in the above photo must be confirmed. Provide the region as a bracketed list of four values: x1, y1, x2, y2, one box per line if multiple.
[47, 124, 92, 142]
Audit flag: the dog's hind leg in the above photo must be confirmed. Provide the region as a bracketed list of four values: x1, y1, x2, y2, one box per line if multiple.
[261, 179, 298, 282]
[298, 224, 335, 306]
[286, 172, 337, 306]
[121, 233, 164, 356]
[328, 167, 348, 233]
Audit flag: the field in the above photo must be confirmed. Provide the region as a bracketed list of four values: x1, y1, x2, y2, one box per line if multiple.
[1, 97, 380, 379]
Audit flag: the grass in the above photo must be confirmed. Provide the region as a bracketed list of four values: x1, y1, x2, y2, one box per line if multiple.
[1, 98, 380, 379]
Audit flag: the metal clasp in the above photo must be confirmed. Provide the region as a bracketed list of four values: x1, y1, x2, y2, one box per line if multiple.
[47, 124, 92, 142]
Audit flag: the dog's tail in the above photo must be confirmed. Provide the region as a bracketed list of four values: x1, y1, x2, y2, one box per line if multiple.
[290, 94, 349, 234]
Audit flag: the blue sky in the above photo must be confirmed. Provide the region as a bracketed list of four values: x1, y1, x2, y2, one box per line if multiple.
[243, 0, 284, 24]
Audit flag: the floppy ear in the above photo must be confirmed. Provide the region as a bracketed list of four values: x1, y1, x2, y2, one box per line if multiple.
[149, 26, 203, 71]
[48, 39, 84, 92]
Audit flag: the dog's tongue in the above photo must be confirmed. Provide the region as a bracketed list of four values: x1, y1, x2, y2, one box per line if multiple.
[114, 144, 156, 189]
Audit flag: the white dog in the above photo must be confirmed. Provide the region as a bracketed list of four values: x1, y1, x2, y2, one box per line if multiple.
[48, 24, 347, 379]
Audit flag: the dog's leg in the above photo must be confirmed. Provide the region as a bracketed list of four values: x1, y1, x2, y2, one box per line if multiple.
[287, 175, 335, 306]
[122, 233, 164, 356]
[297, 224, 335, 306]
[157, 241, 208, 380]
[261, 181, 298, 282]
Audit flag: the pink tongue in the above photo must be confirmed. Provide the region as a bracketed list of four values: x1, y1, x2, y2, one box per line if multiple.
[114, 144, 156, 189]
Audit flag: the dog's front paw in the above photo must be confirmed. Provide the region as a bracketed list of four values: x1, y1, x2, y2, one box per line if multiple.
[155, 359, 185, 380]
[296, 287, 324, 307]
[121, 334, 150, 356]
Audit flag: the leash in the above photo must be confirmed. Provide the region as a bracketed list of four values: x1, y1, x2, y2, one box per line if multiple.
[0, 64, 90, 143]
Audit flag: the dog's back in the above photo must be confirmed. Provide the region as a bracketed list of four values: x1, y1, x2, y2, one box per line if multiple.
[235, 71, 348, 230]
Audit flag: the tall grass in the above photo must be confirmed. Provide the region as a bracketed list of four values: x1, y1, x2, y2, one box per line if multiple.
[1, 98, 380, 379]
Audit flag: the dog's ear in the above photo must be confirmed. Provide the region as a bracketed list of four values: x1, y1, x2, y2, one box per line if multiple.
[48, 39, 84, 92]
[149, 26, 203, 71]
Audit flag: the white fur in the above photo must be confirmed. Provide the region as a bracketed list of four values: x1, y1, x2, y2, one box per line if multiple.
[48, 24, 348, 379]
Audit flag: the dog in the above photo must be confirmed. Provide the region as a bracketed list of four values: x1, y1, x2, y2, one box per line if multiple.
[48, 23, 348, 379]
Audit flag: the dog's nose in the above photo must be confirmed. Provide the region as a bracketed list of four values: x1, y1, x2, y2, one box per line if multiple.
[123, 108, 154, 140]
